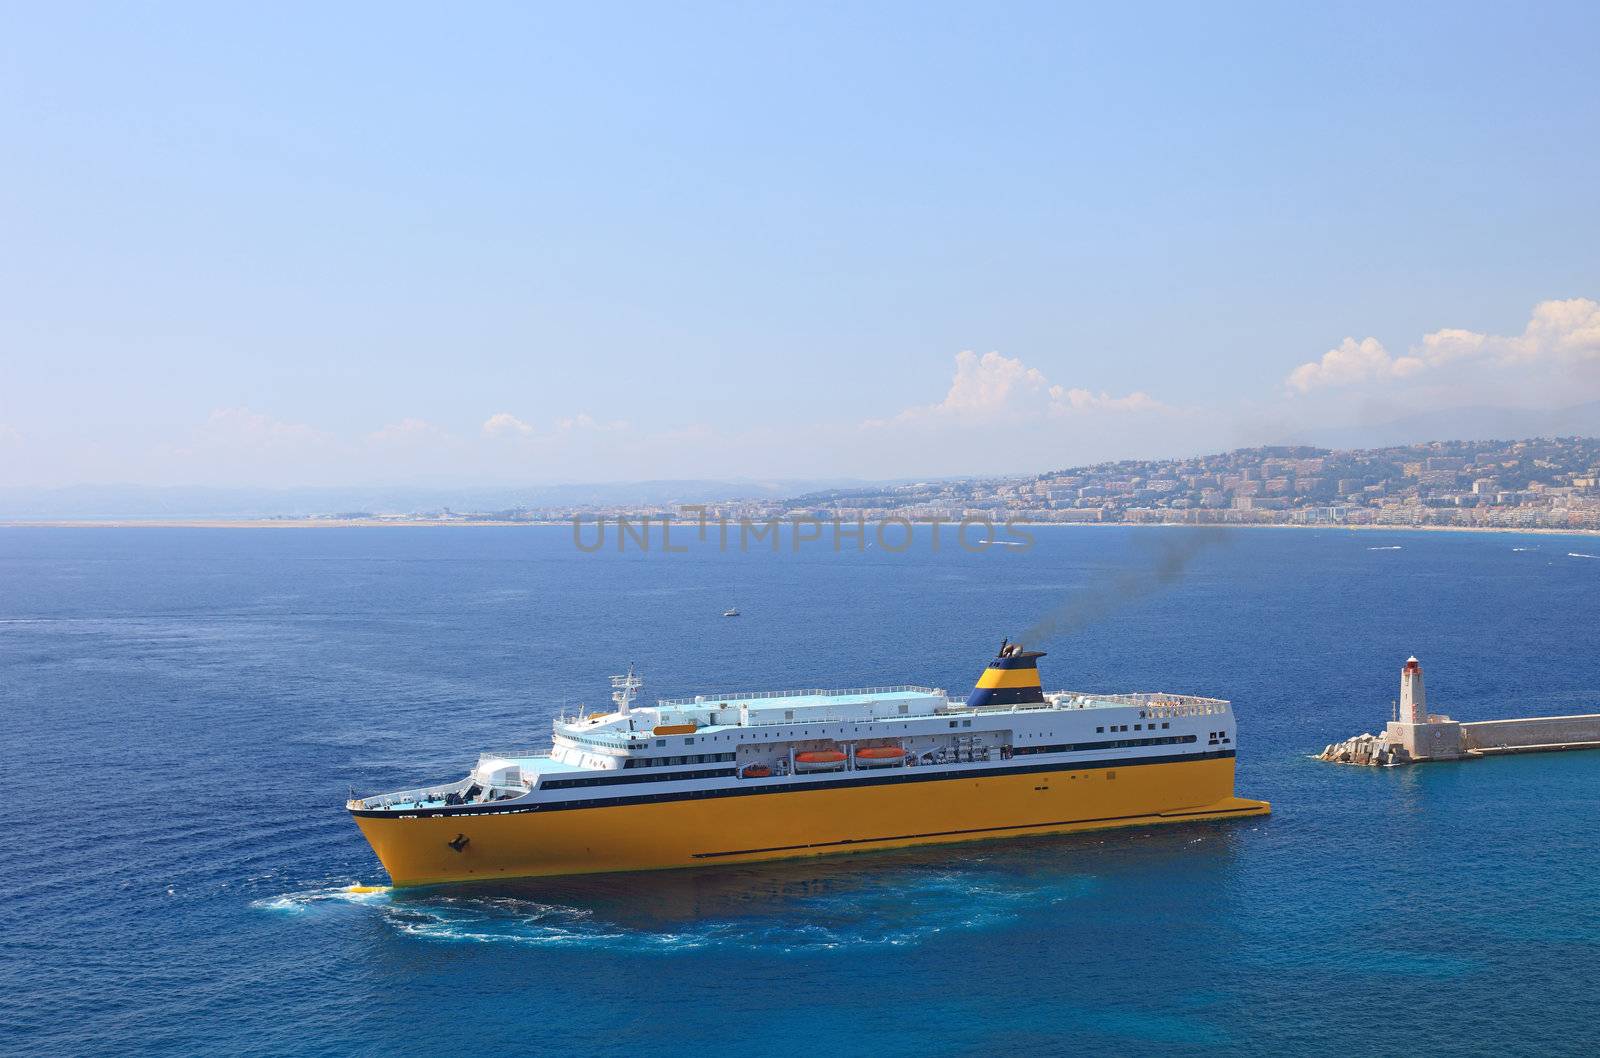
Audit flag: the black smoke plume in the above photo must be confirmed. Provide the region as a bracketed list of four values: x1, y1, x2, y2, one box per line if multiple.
[1019, 528, 1233, 645]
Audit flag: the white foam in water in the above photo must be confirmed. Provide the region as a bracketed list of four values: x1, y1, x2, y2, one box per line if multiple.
[252, 883, 392, 914]
[1569, 552, 1598, 559]
[257, 868, 1098, 953]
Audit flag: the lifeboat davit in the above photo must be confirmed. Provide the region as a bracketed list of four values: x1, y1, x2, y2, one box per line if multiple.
[793, 750, 847, 772]
[854, 746, 908, 767]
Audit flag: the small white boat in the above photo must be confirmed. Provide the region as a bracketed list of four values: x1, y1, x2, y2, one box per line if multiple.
[722, 607, 741, 617]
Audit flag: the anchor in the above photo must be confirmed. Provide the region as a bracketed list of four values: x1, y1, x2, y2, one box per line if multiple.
[447, 833, 470, 852]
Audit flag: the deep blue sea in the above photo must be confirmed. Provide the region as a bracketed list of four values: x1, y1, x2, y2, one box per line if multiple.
[3, 525, 1599, 1057]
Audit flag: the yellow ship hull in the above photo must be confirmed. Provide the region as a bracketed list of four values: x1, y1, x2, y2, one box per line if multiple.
[353, 755, 1269, 887]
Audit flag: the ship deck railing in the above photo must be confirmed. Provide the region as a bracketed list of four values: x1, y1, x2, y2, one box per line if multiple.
[347, 775, 474, 812]
[655, 685, 945, 706]
[1051, 691, 1231, 715]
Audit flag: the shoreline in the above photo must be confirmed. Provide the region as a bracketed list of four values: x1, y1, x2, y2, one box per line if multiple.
[2, 518, 1597, 538]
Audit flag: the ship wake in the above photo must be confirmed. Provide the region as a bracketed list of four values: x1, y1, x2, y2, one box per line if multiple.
[256, 861, 1099, 953]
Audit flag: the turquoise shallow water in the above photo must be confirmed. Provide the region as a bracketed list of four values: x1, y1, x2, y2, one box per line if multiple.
[2, 526, 1598, 1057]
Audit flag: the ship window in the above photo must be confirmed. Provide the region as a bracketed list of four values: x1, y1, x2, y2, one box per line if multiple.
[684, 737, 694, 745]
[898, 704, 908, 715]
[962, 720, 972, 728]
[949, 721, 958, 728]
[656, 740, 665, 747]
[1134, 724, 1142, 731]
[1162, 723, 1170, 729]
[1096, 727, 1104, 733]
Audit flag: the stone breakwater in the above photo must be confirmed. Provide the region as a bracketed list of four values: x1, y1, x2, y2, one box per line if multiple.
[1318, 733, 1406, 766]
[1319, 714, 1600, 767]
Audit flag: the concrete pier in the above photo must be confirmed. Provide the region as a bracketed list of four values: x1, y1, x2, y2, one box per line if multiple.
[1461, 714, 1600, 756]
[1319, 658, 1600, 766]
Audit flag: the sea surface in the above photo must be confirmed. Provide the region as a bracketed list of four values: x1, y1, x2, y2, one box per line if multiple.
[2, 525, 1598, 1057]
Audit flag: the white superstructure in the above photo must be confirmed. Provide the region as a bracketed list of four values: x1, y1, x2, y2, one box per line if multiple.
[354, 679, 1237, 815]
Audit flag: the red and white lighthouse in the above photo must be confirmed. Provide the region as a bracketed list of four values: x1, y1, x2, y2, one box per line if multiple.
[1400, 656, 1427, 725]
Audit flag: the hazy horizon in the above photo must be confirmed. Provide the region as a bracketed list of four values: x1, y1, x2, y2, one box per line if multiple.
[7, 419, 1600, 519]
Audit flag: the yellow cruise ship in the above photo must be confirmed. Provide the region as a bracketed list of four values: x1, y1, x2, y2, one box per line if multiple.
[348, 642, 1269, 886]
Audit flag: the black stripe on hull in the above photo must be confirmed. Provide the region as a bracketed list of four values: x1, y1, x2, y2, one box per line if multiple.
[692, 802, 1265, 859]
[350, 749, 1237, 819]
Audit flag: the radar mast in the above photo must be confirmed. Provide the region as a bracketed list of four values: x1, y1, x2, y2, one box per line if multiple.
[611, 665, 642, 717]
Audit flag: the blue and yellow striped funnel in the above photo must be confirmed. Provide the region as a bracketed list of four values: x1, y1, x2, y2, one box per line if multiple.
[966, 641, 1047, 708]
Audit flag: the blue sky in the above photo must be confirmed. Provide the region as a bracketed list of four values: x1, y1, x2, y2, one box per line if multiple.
[2, 1, 1597, 486]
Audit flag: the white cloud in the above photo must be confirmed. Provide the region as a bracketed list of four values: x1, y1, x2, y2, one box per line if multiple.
[1285, 337, 1425, 393]
[0, 424, 21, 445]
[368, 418, 452, 446]
[1501, 297, 1600, 363]
[1051, 387, 1164, 413]
[196, 407, 331, 449]
[482, 412, 534, 437]
[483, 411, 629, 440]
[932, 350, 1054, 417]
[1287, 298, 1600, 393]
[555, 412, 628, 432]
[873, 350, 1162, 425]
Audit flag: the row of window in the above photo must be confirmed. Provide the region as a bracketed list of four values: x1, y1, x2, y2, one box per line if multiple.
[624, 753, 736, 768]
[564, 735, 1204, 786]
[640, 715, 1189, 749]
[623, 726, 1193, 768]
[1012, 734, 1199, 756]
[654, 722, 923, 748]
[541, 767, 739, 790]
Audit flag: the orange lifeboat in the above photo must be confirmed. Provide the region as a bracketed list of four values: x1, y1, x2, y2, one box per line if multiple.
[793, 750, 847, 772]
[741, 763, 772, 779]
[854, 745, 907, 767]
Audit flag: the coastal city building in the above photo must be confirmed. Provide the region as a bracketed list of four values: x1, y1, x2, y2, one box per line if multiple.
[361, 436, 1600, 531]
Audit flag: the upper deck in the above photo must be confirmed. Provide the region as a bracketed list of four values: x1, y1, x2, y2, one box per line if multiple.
[556, 685, 1228, 738]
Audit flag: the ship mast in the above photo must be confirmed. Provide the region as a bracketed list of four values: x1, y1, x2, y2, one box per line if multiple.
[611, 664, 642, 717]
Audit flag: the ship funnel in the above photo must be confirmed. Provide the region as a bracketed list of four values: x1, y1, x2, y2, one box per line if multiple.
[966, 639, 1047, 708]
